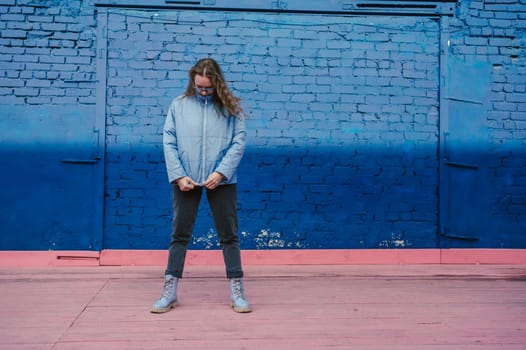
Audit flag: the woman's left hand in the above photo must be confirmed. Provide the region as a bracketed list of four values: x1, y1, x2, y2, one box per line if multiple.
[203, 171, 224, 190]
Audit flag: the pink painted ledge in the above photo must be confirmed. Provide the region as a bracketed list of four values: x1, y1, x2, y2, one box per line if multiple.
[0, 249, 525, 267]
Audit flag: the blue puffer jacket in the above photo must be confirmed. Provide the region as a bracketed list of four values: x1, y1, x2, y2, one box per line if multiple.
[163, 95, 246, 185]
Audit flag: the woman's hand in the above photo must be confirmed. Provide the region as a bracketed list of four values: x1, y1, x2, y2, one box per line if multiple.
[176, 176, 199, 191]
[203, 172, 224, 190]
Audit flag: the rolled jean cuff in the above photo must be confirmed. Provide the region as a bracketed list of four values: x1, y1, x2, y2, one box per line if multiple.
[226, 270, 244, 279]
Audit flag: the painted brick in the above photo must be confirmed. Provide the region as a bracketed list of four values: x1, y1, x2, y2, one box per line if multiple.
[0, 77, 23, 88]
[1, 29, 26, 38]
[13, 87, 38, 96]
[25, 79, 51, 88]
[65, 56, 91, 65]
[53, 15, 77, 24]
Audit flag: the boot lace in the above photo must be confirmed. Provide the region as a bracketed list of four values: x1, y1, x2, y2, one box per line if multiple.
[231, 278, 244, 299]
[161, 277, 175, 299]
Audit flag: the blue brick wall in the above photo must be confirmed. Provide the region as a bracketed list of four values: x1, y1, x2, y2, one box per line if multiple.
[103, 10, 440, 249]
[1, 0, 525, 250]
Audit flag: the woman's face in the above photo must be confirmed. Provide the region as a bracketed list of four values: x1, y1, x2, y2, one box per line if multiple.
[194, 74, 215, 96]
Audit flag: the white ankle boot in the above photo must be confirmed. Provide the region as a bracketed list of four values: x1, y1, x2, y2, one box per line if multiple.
[230, 278, 252, 313]
[151, 275, 178, 313]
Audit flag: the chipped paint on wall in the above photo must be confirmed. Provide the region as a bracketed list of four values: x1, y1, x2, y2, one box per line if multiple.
[241, 229, 306, 249]
[192, 229, 220, 249]
[378, 233, 411, 248]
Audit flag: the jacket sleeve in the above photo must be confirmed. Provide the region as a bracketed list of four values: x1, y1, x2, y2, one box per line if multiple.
[163, 102, 186, 184]
[215, 115, 246, 181]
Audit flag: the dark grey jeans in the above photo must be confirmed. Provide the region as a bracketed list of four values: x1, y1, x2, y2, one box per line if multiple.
[165, 183, 244, 279]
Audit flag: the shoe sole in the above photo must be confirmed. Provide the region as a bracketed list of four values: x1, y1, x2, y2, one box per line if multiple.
[150, 301, 177, 314]
[231, 303, 252, 313]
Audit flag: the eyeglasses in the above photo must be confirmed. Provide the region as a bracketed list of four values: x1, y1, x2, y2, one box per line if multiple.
[194, 84, 215, 93]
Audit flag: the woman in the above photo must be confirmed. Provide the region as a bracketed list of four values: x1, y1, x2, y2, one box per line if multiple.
[151, 58, 251, 313]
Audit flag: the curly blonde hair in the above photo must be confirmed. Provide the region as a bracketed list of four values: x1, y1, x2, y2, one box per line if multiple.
[184, 58, 244, 117]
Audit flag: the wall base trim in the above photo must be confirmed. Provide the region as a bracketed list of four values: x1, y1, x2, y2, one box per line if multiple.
[0, 249, 525, 267]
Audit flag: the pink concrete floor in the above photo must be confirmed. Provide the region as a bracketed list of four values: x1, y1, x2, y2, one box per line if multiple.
[0, 264, 525, 349]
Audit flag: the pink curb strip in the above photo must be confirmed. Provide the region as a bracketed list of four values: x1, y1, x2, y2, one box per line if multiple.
[0, 249, 525, 267]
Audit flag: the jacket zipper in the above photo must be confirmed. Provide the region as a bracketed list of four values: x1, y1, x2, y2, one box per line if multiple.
[200, 99, 208, 184]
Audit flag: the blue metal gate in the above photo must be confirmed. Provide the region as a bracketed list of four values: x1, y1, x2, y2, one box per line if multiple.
[0, 105, 104, 250]
[439, 58, 493, 247]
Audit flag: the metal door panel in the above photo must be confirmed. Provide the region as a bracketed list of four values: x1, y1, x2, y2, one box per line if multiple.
[440, 58, 492, 247]
[0, 105, 102, 250]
